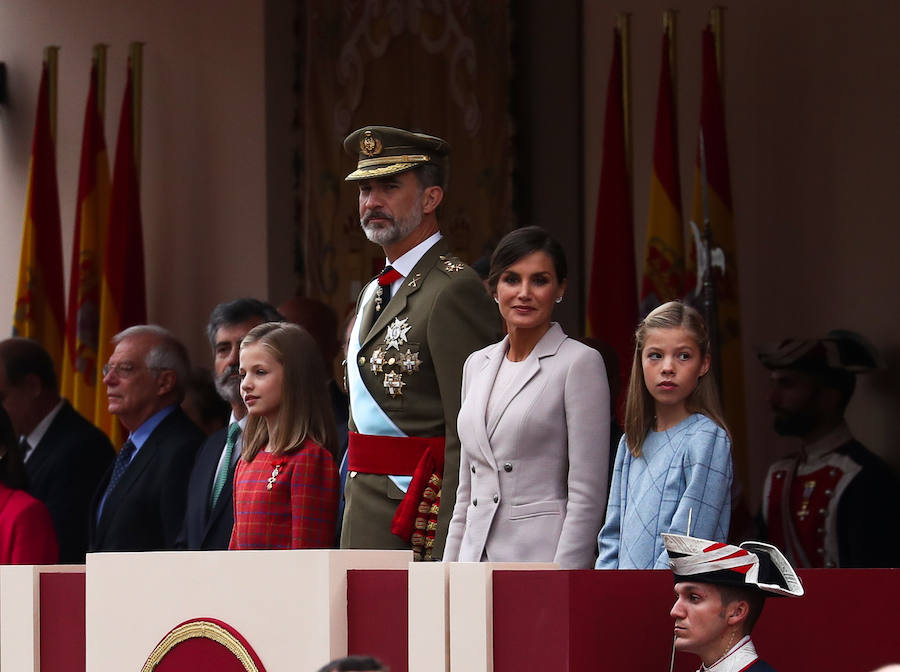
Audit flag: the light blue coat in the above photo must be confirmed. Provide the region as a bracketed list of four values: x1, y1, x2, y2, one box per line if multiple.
[595, 413, 733, 569]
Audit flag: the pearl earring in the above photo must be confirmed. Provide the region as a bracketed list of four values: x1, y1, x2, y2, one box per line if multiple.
[555, 296, 563, 304]
[494, 297, 499, 304]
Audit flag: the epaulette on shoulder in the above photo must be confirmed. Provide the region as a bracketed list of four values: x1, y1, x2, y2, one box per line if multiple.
[437, 254, 467, 275]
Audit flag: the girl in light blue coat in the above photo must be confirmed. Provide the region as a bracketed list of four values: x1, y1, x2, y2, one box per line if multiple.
[596, 301, 732, 569]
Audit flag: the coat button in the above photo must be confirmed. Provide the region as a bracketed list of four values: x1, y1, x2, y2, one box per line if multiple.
[472, 498, 478, 506]
[349, 471, 357, 478]
[504, 463, 513, 472]
[492, 494, 499, 503]
[471, 465, 476, 474]
[358, 356, 366, 365]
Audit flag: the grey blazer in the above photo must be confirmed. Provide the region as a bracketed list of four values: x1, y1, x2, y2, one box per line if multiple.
[444, 323, 610, 569]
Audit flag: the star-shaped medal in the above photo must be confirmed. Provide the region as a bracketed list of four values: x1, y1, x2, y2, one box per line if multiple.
[384, 317, 411, 350]
[400, 349, 422, 373]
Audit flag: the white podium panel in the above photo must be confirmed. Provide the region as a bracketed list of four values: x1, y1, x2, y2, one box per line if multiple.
[86, 549, 411, 672]
[447, 562, 556, 672]
[0, 564, 85, 672]
[408, 561, 450, 672]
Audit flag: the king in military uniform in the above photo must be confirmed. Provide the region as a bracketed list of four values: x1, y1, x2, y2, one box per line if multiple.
[340, 125, 501, 560]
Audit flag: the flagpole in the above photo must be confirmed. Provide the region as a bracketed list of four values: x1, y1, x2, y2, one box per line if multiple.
[663, 10, 677, 97]
[710, 7, 725, 85]
[616, 13, 632, 187]
[93, 44, 108, 123]
[129, 42, 144, 182]
[43, 46, 60, 151]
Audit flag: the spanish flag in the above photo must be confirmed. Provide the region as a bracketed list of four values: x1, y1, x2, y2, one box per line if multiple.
[12, 62, 65, 376]
[95, 61, 146, 446]
[640, 25, 684, 316]
[586, 25, 636, 421]
[61, 61, 111, 420]
[687, 26, 748, 485]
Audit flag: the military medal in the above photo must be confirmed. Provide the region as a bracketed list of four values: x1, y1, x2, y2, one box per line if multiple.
[383, 371, 406, 397]
[374, 285, 385, 312]
[400, 349, 422, 373]
[364, 317, 423, 399]
[796, 479, 816, 520]
[384, 317, 411, 350]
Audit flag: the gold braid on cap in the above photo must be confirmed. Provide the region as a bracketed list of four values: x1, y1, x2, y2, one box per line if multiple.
[357, 154, 431, 168]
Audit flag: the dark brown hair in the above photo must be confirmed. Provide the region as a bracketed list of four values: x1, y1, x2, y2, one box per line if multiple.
[487, 226, 568, 294]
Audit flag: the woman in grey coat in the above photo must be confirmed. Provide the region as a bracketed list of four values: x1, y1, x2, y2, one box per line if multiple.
[443, 227, 610, 569]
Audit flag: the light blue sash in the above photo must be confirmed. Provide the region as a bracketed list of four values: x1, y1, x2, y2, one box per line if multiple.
[347, 280, 411, 492]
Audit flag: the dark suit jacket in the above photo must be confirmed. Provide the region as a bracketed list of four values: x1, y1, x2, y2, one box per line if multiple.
[25, 401, 114, 563]
[176, 426, 236, 550]
[89, 407, 203, 552]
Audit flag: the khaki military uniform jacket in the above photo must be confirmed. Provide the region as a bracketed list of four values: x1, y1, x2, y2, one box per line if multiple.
[341, 238, 501, 557]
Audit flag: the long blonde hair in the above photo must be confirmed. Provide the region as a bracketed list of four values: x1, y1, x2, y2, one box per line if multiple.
[240, 322, 338, 462]
[624, 301, 729, 457]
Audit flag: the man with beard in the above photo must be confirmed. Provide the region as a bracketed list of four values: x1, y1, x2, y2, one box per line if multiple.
[758, 330, 900, 567]
[177, 298, 283, 550]
[340, 126, 500, 560]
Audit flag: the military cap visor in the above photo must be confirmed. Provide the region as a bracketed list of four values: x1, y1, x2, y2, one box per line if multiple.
[343, 126, 449, 181]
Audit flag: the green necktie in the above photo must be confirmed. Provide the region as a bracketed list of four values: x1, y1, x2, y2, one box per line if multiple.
[210, 422, 241, 511]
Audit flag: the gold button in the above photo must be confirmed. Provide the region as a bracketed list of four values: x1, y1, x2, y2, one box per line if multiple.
[358, 356, 366, 365]
[350, 471, 358, 478]
[388, 357, 396, 365]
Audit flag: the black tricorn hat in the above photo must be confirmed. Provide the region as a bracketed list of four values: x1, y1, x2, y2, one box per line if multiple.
[662, 533, 804, 598]
[757, 330, 882, 374]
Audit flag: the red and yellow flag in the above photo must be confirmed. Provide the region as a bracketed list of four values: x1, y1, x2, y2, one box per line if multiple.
[13, 62, 65, 375]
[640, 25, 684, 315]
[586, 25, 636, 422]
[687, 25, 748, 484]
[61, 61, 111, 420]
[95, 61, 146, 446]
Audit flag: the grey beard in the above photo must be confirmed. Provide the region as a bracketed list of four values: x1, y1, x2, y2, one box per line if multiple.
[360, 204, 423, 246]
[214, 368, 242, 406]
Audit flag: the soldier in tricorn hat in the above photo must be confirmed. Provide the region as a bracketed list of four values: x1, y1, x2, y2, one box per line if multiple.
[758, 330, 900, 568]
[340, 126, 500, 560]
[664, 532, 804, 671]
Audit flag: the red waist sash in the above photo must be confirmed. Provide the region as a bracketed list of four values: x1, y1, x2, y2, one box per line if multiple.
[348, 432, 446, 559]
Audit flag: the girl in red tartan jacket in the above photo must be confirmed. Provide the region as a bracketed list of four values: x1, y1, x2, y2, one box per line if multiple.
[229, 322, 339, 550]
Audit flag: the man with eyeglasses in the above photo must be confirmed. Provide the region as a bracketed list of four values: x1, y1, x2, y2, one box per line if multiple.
[89, 325, 204, 552]
[0, 338, 114, 562]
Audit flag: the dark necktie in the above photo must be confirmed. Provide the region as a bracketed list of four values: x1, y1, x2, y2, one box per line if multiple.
[97, 440, 136, 521]
[378, 265, 403, 306]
